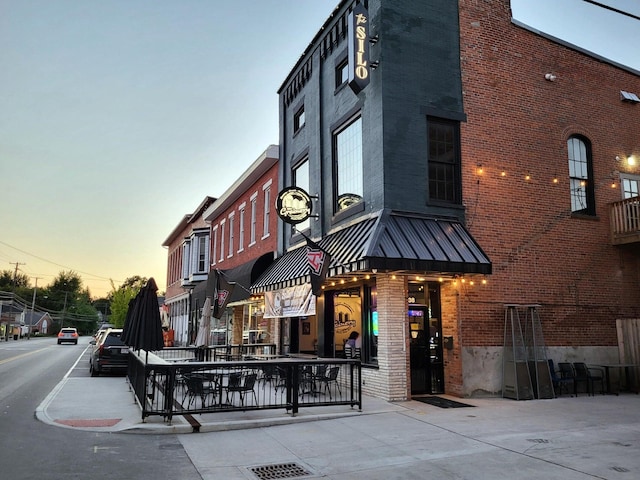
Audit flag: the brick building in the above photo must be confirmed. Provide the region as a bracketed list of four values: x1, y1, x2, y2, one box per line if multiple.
[163, 146, 279, 347]
[251, 0, 640, 399]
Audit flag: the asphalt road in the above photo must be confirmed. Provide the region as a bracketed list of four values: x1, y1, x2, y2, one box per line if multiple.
[0, 336, 202, 480]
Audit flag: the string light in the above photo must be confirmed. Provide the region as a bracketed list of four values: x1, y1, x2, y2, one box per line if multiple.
[500, 170, 507, 177]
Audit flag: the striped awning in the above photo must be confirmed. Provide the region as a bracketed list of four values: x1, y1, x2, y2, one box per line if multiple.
[251, 210, 491, 292]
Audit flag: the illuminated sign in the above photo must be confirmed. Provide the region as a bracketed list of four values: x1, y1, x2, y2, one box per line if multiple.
[348, 3, 370, 94]
[276, 186, 313, 225]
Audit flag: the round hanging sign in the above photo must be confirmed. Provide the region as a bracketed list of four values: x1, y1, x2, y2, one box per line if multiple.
[276, 186, 313, 225]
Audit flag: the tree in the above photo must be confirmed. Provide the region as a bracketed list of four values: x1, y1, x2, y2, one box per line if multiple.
[45, 271, 99, 334]
[108, 278, 141, 328]
[0, 269, 30, 291]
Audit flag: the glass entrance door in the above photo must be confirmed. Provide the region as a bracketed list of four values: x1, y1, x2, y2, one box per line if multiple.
[408, 283, 444, 394]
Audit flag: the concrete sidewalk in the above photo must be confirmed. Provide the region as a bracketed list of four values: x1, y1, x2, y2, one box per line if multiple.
[35, 374, 401, 434]
[36, 374, 640, 479]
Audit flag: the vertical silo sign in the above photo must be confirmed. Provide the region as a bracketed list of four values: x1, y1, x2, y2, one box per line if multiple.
[348, 3, 370, 94]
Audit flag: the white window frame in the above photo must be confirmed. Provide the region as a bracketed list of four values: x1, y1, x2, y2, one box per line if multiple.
[262, 180, 272, 239]
[238, 203, 246, 253]
[228, 212, 235, 258]
[250, 192, 258, 246]
[219, 220, 226, 263]
[211, 225, 218, 266]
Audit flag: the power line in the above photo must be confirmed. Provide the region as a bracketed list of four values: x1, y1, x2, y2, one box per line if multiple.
[0, 240, 121, 283]
[583, 0, 640, 21]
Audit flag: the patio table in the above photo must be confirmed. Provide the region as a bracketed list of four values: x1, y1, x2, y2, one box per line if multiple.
[592, 363, 639, 395]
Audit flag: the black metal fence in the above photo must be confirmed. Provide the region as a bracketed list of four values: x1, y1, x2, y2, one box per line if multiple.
[127, 351, 361, 424]
[156, 344, 278, 362]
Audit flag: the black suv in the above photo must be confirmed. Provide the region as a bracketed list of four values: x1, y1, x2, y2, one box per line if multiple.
[89, 328, 129, 376]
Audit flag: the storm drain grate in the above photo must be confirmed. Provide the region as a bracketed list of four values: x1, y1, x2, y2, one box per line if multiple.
[526, 438, 549, 444]
[249, 462, 312, 479]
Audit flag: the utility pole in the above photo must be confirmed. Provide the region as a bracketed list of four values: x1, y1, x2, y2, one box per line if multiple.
[28, 277, 40, 340]
[9, 262, 26, 288]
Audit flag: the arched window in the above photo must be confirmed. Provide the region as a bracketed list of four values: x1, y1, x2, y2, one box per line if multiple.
[567, 136, 595, 215]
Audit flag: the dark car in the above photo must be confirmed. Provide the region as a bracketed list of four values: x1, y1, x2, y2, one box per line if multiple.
[89, 328, 129, 376]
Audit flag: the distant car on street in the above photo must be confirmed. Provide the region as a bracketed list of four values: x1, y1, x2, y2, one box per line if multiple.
[57, 327, 78, 345]
[89, 328, 129, 376]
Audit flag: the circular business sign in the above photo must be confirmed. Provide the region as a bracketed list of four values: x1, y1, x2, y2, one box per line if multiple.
[276, 186, 313, 224]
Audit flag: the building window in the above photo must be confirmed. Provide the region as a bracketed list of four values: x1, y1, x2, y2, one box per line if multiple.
[333, 115, 363, 212]
[212, 226, 218, 266]
[181, 241, 190, 280]
[219, 220, 226, 262]
[621, 175, 640, 199]
[428, 118, 461, 204]
[228, 213, 235, 258]
[263, 181, 272, 238]
[197, 235, 208, 272]
[250, 193, 257, 245]
[567, 136, 595, 215]
[294, 105, 305, 133]
[238, 204, 246, 252]
[335, 58, 348, 88]
[293, 158, 310, 232]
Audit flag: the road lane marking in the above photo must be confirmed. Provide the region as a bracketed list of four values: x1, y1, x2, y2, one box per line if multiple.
[0, 347, 51, 365]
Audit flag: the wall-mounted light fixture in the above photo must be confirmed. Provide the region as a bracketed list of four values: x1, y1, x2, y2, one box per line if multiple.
[544, 73, 557, 81]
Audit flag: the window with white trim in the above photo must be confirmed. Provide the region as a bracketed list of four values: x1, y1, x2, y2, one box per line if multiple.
[250, 193, 257, 245]
[219, 220, 226, 262]
[238, 203, 246, 252]
[228, 213, 235, 258]
[211, 226, 218, 266]
[263, 181, 272, 238]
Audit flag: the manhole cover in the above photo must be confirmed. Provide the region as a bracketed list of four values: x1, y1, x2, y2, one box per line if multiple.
[249, 462, 312, 479]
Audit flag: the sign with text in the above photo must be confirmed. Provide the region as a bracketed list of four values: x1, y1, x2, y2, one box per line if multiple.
[348, 3, 370, 94]
[263, 284, 316, 318]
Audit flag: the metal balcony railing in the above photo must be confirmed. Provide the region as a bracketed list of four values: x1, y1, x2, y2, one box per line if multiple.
[610, 197, 640, 245]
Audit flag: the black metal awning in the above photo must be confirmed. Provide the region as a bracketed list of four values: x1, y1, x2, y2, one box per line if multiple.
[251, 210, 491, 292]
[192, 253, 274, 307]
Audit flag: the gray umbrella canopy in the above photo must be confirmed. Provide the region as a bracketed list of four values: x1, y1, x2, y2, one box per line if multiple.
[194, 296, 212, 347]
[121, 278, 164, 352]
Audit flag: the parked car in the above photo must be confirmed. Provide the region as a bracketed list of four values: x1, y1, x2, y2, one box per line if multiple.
[58, 327, 78, 345]
[89, 328, 129, 377]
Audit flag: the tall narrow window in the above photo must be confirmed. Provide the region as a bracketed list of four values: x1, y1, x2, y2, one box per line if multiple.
[219, 220, 226, 262]
[428, 118, 461, 204]
[334, 115, 363, 212]
[228, 213, 235, 258]
[293, 158, 310, 231]
[197, 235, 208, 272]
[567, 136, 595, 215]
[263, 182, 271, 238]
[238, 204, 246, 252]
[212, 226, 218, 266]
[335, 58, 348, 88]
[250, 193, 257, 245]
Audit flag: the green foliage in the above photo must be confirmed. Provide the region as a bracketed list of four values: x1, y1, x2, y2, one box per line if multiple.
[0, 269, 30, 290]
[108, 279, 140, 328]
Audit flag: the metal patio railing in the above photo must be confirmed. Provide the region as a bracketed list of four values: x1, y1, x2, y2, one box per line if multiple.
[127, 351, 361, 424]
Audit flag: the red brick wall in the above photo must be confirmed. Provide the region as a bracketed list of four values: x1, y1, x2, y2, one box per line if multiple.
[208, 162, 279, 271]
[458, 0, 640, 348]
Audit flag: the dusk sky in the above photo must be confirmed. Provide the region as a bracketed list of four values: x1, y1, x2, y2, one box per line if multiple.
[1, 0, 638, 299]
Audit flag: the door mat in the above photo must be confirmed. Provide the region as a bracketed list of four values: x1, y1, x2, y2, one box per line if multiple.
[412, 396, 475, 408]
